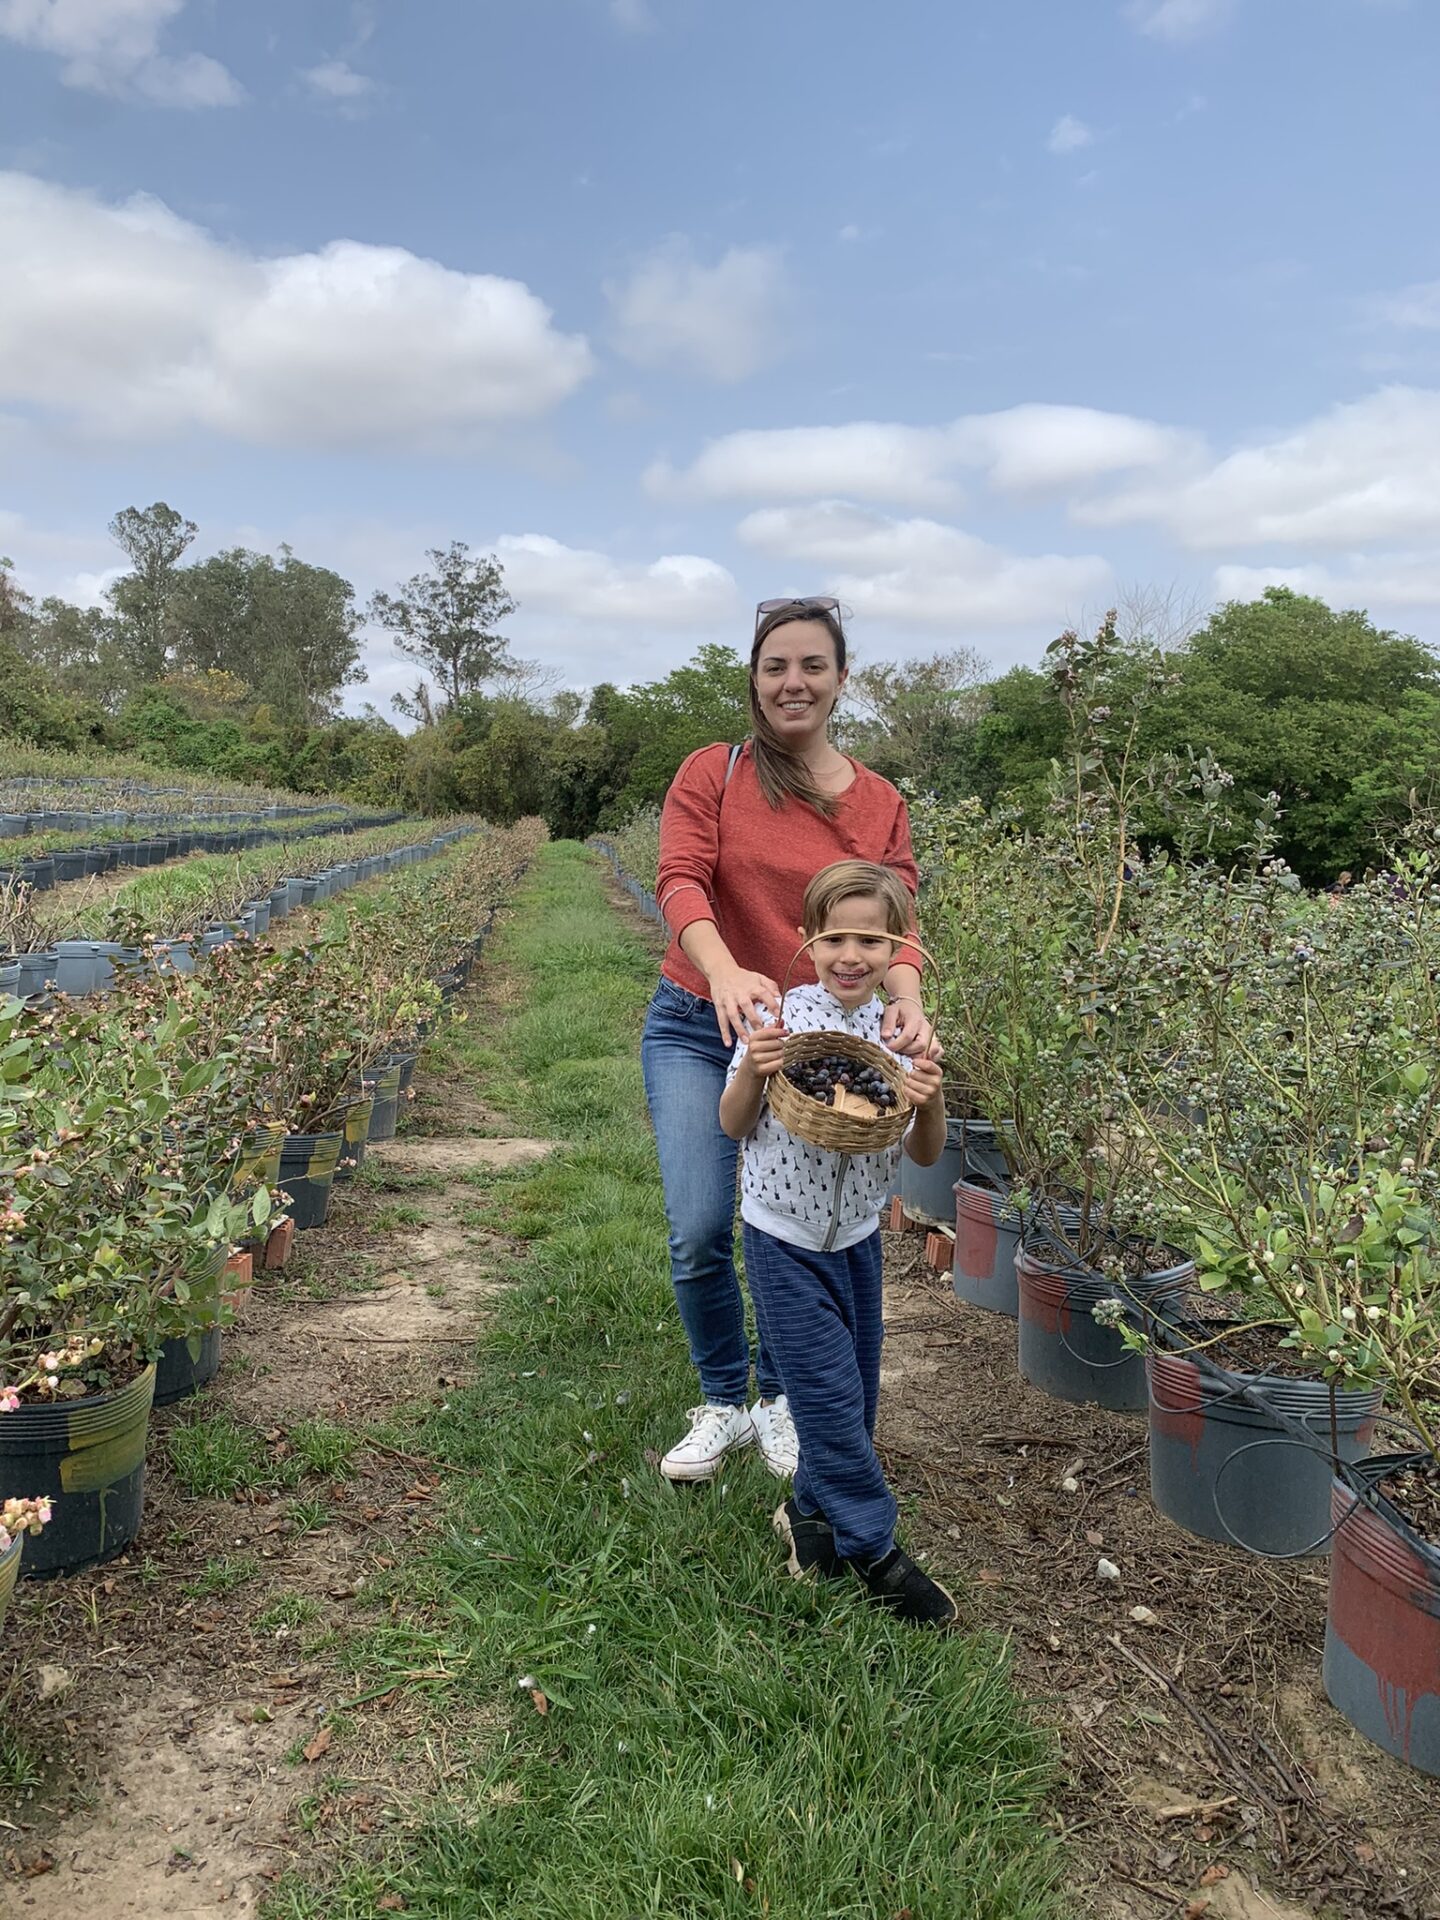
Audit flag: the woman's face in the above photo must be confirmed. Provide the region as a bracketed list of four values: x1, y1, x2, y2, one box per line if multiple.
[751, 620, 847, 746]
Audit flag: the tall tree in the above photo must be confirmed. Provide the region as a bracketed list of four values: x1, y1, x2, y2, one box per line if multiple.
[836, 646, 990, 796]
[107, 501, 197, 686]
[369, 543, 517, 711]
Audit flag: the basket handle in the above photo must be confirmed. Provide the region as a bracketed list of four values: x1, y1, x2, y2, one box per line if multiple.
[779, 931, 940, 1032]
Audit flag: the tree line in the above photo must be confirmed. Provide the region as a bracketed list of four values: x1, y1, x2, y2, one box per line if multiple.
[2, 504, 1438, 883]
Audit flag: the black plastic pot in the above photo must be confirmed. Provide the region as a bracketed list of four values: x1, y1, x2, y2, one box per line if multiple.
[385, 1050, 419, 1097]
[52, 850, 87, 883]
[278, 1130, 342, 1229]
[361, 1060, 403, 1141]
[153, 1326, 223, 1407]
[0, 1365, 156, 1579]
[1324, 1455, 1440, 1776]
[22, 857, 55, 892]
[331, 1094, 374, 1182]
[0, 1530, 23, 1628]
[1148, 1327, 1381, 1556]
[959, 1117, 1015, 1189]
[1016, 1237, 1191, 1412]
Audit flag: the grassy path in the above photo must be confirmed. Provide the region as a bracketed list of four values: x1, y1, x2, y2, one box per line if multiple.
[271, 843, 1062, 1920]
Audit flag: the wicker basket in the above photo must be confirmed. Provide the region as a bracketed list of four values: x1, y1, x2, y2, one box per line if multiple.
[769, 1027, 914, 1152]
[765, 931, 936, 1154]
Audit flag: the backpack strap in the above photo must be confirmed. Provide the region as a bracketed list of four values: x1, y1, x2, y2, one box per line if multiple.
[724, 742, 743, 785]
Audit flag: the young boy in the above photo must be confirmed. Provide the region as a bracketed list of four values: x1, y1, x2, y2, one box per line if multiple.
[719, 859, 956, 1627]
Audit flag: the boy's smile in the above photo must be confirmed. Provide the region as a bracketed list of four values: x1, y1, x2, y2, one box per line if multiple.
[808, 894, 899, 1008]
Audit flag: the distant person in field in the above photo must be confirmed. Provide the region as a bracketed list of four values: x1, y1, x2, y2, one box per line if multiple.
[719, 858, 955, 1626]
[641, 597, 934, 1487]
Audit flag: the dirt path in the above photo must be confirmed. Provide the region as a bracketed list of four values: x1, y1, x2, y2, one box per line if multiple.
[0, 945, 550, 1916]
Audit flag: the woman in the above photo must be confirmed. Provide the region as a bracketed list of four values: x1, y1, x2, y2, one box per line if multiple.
[641, 596, 933, 1484]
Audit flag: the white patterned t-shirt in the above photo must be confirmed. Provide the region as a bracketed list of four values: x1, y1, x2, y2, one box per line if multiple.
[726, 984, 913, 1254]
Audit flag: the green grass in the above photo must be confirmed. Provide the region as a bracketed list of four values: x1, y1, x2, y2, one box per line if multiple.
[169, 1413, 359, 1499]
[182, 1553, 261, 1599]
[264, 843, 1062, 1920]
[0, 1723, 47, 1794]
[256, 1593, 322, 1632]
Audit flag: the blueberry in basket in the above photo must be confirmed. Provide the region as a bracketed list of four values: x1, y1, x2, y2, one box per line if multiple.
[782, 1050, 900, 1111]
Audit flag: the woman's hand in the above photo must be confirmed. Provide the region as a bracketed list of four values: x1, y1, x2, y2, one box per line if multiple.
[880, 995, 937, 1060]
[708, 965, 782, 1048]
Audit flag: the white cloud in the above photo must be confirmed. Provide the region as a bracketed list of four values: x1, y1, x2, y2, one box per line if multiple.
[1126, 0, 1234, 41]
[0, 0, 242, 105]
[1213, 554, 1440, 610]
[0, 170, 594, 451]
[494, 534, 736, 625]
[1367, 279, 1440, 330]
[738, 500, 1111, 629]
[302, 58, 375, 101]
[1047, 115, 1093, 155]
[608, 238, 789, 382]
[648, 404, 1188, 508]
[838, 223, 862, 242]
[610, 0, 654, 28]
[1081, 387, 1440, 549]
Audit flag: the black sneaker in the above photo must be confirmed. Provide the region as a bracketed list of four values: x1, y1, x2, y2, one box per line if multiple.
[850, 1547, 958, 1627]
[772, 1499, 843, 1581]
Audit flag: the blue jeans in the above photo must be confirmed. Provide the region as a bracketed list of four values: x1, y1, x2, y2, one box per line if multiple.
[641, 977, 783, 1406]
[744, 1222, 896, 1562]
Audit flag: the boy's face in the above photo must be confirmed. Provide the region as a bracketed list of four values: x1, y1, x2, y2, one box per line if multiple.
[808, 894, 896, 1008]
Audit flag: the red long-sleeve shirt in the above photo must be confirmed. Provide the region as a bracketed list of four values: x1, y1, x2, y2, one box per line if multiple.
[657, 741, 923, 1000]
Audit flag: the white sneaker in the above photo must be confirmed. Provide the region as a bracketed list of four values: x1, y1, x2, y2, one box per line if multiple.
[750, 1395, 799, 1479]
[660, 1404, 755, 1483]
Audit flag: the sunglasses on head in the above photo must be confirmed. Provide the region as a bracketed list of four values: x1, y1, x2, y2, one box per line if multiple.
[754, 595, 840, 635]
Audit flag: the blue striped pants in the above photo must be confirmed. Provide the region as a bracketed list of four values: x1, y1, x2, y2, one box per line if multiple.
[742, 1222, 897, 1563]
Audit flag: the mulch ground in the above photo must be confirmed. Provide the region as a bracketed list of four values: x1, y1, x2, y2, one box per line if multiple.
[879, 1233, 1440, 1920]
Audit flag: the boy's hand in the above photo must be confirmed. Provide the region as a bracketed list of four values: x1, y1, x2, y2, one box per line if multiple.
[904, 1056, 945, 1109]
[742, 1025, 787, 1079]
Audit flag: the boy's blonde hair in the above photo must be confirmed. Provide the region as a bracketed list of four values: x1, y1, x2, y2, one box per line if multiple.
[801, 859, 913, 941]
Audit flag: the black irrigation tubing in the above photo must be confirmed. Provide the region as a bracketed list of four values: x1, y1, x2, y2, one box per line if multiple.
[589, 838, 665, 928]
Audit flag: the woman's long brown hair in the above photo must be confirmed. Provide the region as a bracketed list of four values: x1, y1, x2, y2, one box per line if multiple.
[747, 603, 849, 817]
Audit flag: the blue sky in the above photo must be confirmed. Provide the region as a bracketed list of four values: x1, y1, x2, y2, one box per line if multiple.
[2, 0, 1438, 717]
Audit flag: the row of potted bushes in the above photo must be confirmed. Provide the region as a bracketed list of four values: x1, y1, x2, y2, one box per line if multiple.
[0, 806, 403, 892]
[0, 819, 546, 1615]
[1, 827, 470, 997]
[899, 1132, 1438, 1783]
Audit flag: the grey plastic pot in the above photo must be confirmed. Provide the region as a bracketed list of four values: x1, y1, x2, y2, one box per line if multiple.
[0, 962, 19, 998]
[150, 939, 198, 975]
[52, 940, 137, 997]
[900, 1119, 966, 1225]
[1324, 1455, 1440, 1776]
[11, 950, 57, 995]
[245, 897, 271, 936]
[1016, 1238, 1191, 1412]
[1148, 1330, 1382, 1557]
